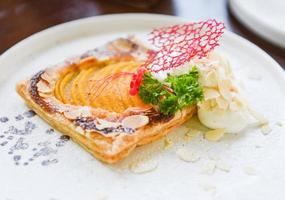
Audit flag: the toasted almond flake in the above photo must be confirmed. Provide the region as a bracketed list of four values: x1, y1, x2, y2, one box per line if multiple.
[75, 126, 85, 135]
[218, 79, 232, 102]
[38, 92, 51, 98]
[243, 166, 256, 175]
[37, 81, 52, 93]
[233, 95, 247, 107]
[216, 162, 231, 172]
[79, 107, 92, 118]
[205, 128, 225, 141]
[122, 115, 149, 129]
[216, 66, 227, 81]
[164, 138, 173, 149]
[229, 101, 239, 111]
[203, 70, 218, 87]
[260, 124, 272, 135]
[63, 107, 91, 120]
[63, 110, 81, 119]
[198, 100, 211, 110]
[184, 129, 202, 141]
[204, 88, 220, 100]
[129, 159, 158, 174]
[200, 161, 216, 175]
[41, 70, 57, 83]
[216, 96, 229, 110]
[209, 99, 217, 108]
[96, 118, 121, 130]
[249, 109, 268, 125]
[176, 148, 200, 162]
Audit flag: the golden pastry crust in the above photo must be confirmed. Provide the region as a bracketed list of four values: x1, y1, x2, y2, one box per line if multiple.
[16, 38, 196, 164]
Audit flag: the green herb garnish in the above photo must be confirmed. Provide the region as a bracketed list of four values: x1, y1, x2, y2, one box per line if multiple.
[138, 67, 203, 115]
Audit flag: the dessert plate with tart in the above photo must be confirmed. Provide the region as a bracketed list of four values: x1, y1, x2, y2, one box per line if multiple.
[1, 14, 285, 200]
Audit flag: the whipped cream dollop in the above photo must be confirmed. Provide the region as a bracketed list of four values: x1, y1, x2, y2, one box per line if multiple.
[152, 51, 258, 134]
[195, 52, 254, 133]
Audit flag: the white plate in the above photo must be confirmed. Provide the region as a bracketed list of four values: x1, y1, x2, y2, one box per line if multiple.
[0, 14, 285, 200]
[229, 0, 285, 48]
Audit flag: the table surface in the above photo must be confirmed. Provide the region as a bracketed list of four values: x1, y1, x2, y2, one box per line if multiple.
[0, 0, 284, 69]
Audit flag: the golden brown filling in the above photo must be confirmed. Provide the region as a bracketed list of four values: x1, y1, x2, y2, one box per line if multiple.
[54, 59, 149, 113]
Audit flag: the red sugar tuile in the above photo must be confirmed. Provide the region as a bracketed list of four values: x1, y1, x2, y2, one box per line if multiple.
[145, 19, 225, 72]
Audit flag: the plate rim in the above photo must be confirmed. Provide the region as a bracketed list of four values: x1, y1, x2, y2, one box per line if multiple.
[1, 13, 285, 199]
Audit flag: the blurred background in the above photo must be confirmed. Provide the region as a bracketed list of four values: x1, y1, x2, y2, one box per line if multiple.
[0, 0, 284, 68]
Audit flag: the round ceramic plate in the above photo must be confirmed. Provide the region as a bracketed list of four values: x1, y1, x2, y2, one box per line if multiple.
[0, 14, 285, 200]
[229, 0, 285, 48]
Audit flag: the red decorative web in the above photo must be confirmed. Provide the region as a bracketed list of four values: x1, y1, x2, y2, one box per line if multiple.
[144, 19, 225, 72]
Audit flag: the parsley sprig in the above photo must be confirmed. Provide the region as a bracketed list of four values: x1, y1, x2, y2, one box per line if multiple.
[138, 67, 203, 115]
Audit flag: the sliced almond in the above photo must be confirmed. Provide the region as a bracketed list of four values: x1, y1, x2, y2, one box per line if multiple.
[218, 79, 232, 102]
[163, 138, 173, 150]
[216, 162, 231, 172]
[38, 92, 51, 98]
[229, 101, 239, 111]
[204, 88, 220, 100]
[96, 118, 121, 130]
[205, 128, 225, 141]
[197, 100, 211, 111]
[176, 148, 200, 162]
[204, 70, 218, 87]
[260, 124, 272, 135]
[249, 109, 268, 125]
[79, 107, 92, 118]
[129, 159, 158, 174]
[63, 110, 81, 120]
[184, 129, 202, 141]
[75, 126, 85, 135]
[37, 81, 52, 93]
[216, 96, 229, 110]
[122, 115, 149, 129]
[63, 107, 91, 120]
[41, 69, 57, 83]
[209, 99, 217, 108]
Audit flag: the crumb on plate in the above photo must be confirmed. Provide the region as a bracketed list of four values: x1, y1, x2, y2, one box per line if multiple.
[163, 138, 173, 150]
[205, 128, 225, 141]
[260, 124, 272, 135]
[129, 158, 158, 174]
[176, 148, 200, 162]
